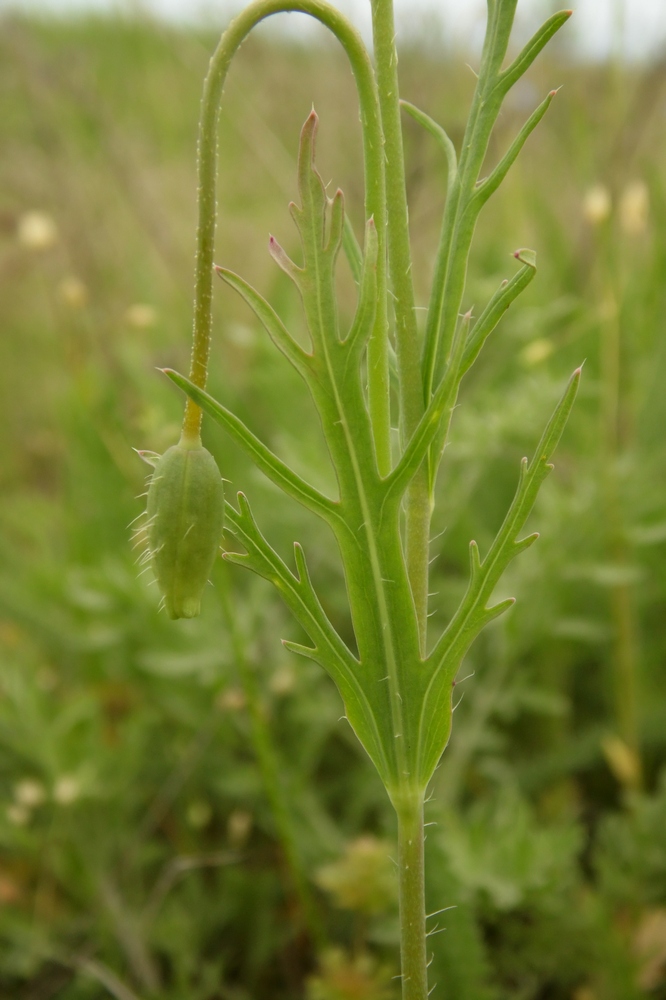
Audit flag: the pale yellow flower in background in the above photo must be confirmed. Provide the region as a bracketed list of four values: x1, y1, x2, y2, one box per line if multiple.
[619, 179, 649, 236]
[126, 303, 158, 329]
[14, 779, 46, 808]
[53, 775, 81, 805]
[582, 183, 611, 225]
[17, 210, 59, 249]
[520, 338, 554, 368]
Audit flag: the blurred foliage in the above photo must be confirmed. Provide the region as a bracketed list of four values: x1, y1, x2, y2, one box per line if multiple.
[0, 11, 666, 999]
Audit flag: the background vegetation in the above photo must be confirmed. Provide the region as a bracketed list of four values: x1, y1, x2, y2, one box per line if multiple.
[1, 12, 666, 998]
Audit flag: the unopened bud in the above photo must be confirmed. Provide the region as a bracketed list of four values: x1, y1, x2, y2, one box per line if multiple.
[146, 439, 224, 619]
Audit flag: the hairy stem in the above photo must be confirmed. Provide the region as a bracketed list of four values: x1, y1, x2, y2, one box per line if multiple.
[395, 790, 428, 1000]
[370, 0, 430, 650]
[182, 0, 389, 468]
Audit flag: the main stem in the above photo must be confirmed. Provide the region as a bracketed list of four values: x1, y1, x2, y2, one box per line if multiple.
[395, 790, 428, 1000]
[371, 4, 429, 994]
[370, 0, 430, 651]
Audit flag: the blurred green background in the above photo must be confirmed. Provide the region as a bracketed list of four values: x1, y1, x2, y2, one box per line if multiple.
[1, 12, 666, 999]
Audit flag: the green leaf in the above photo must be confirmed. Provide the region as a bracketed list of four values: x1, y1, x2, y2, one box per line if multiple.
[386, 313, 473, 502]
[268, 235, 303, 286]
[326, 188, 345, 258]
[290, 110, 329, 264]
[344, 218, 378, 355]
[474, 90, 558, 209]
[223, 493, 393, 784]
[460, 249, 537, 377]
[342, 214, 363, 285]
[400, 100, 457, 181]
[415, 367, 581, 784]
[162, 369, 339, 525]
[496, 10, 572, 96]
[214, 266, 312, 380]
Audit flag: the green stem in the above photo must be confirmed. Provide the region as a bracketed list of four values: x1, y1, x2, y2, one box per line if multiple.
[182, 0, 389, 470]
[370, 0, 430, 650]
[394, 789, 428, 1000]
[218, 568, 325, 945]
[421, 2, 521, 489]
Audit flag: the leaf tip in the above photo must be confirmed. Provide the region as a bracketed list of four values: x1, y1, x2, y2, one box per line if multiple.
[513, 247, 537, 268]
[301, 108, 318, 147]
[568, 365, 583, 393]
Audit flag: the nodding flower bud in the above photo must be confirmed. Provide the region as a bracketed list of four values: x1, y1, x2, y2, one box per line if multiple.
[145, 439, 224, 619]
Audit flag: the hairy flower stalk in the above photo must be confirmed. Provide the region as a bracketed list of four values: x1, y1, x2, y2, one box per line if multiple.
[140, 1, 577, 995]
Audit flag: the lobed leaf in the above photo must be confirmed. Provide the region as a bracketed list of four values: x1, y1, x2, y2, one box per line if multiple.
[415, 367, 581, 784]
[223, 493, 393, 783]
